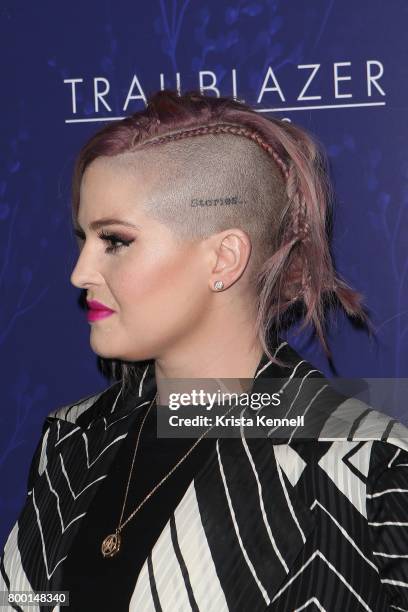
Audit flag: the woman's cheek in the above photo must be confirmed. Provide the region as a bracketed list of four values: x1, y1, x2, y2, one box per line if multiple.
[112, 246, 196, 309]
[111, 267, 167, 308]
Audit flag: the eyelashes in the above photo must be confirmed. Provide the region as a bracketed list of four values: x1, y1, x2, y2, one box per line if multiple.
[97, 230, 135, 254]
[73, 228, 135, 254]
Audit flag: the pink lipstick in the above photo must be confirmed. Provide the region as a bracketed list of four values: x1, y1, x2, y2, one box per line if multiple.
[86, 299, 116, 322]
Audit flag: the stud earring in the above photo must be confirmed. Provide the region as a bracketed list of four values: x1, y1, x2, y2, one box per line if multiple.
[213, 280, 224, 291]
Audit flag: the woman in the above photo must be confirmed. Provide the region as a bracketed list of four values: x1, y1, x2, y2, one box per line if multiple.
[1, 89, 408, 612]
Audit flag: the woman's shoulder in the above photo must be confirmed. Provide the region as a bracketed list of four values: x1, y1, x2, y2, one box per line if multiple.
[254, 350, 407, 449]
[315, 393, 408, 450]
[46, 380, 122, 424]
[45, 362, 155, 428]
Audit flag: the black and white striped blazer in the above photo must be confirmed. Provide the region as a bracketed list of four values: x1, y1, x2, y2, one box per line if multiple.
[1, 337, 408, 611]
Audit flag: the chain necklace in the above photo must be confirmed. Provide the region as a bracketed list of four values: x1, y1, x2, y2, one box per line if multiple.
[101, 391, 238, 558]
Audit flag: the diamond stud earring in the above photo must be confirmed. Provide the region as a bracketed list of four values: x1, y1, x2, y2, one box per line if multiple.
[213, 280, 224, 290]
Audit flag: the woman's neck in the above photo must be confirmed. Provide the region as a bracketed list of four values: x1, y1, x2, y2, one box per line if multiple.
[154, 327, 264, 406]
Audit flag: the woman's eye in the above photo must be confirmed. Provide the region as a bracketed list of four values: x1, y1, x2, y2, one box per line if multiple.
[72, 228, 134, 254]
[98, 230, 134, 254]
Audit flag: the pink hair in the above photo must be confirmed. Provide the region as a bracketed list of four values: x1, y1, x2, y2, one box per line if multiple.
[71, 89, 370, 379]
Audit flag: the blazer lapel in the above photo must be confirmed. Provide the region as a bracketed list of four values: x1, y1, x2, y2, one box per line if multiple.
[129, 338, 319, 611]
[24, 388, 153, 590]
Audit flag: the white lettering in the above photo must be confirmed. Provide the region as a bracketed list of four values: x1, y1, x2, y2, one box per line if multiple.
[366, 60, 385, 96]
[123, 74, 147, 111]
[257, 66, 285, 103]
[199, 71, 220, 96]
[231, 68, 238, 100]
[160, 72, 181, 95]
[334, 62, 352, 98]
[297, 64, 321, 101]
[64, 78, 83, 114]
[94, 77, 112, 112]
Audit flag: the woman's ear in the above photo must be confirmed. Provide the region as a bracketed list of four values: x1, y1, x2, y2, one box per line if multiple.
[209, 229, 252, 290]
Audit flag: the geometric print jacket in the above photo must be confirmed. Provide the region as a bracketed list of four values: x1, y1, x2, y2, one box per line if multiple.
[1, 335, 408, 611]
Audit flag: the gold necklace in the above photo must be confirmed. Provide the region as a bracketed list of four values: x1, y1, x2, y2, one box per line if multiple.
[101, 390, 237, 558]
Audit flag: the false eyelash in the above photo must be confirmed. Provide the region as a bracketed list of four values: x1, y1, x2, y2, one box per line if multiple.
[97, 229, 134, 254]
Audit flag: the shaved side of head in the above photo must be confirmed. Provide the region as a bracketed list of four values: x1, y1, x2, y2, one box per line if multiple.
[101, 132, 288, 284]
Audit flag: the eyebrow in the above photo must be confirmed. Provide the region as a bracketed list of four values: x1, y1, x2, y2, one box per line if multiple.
[73, 218, 141, 233]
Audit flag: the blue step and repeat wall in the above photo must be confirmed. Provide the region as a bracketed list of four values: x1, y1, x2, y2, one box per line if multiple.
[1, 1, 407, 547]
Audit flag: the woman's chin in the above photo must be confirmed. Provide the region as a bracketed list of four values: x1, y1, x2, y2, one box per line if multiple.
[89, 335, 121, 358]
[89, 330, 155, 362]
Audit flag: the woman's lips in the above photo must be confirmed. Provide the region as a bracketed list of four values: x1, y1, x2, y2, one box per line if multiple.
[87, 309, 115, 322]
[86, 299, 116, 322]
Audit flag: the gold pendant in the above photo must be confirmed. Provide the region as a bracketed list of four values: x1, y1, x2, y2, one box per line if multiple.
[101, 530, 121, 558]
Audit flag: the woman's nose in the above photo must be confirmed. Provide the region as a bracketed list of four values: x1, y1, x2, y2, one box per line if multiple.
[70, 245, 103, 289]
